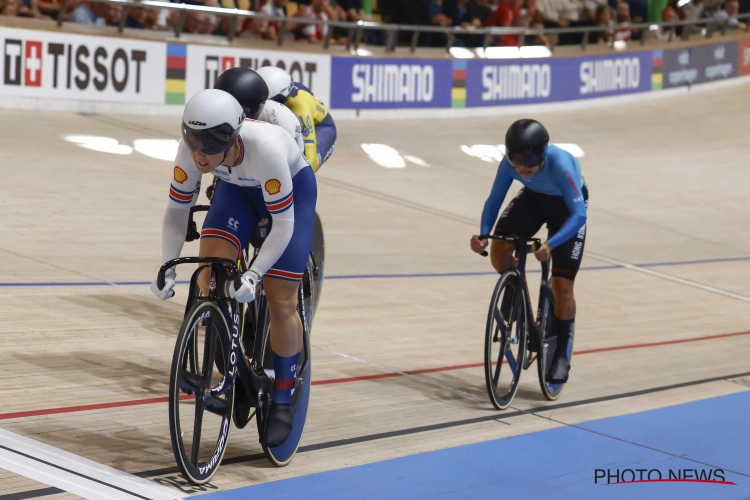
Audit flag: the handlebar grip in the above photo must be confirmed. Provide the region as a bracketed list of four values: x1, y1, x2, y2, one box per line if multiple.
[533, 240, 542, 251]
[156, 264, 169, 291]
[480, 251, 488, 257]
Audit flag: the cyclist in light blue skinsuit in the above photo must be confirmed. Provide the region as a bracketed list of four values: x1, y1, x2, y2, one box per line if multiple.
[470, 119, 588, 384]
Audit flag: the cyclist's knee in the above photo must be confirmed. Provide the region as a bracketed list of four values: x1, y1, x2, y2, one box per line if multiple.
[197, 237, 239, 294]
[264, 278, 300, 320]
[490, 241, 514, 273]
[552, 277, 576, 316]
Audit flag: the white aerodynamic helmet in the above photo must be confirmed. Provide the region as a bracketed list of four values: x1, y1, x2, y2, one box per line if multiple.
[255, 66, 294, 104]
[182, 89, 245, 155]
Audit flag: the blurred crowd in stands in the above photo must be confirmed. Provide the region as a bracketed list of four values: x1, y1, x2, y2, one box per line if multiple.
[0, 0, 373, 42]
[394, 0, 749, 47]
[0, 0, 745, 46]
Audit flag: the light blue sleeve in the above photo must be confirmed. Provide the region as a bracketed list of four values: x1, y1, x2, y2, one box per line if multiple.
[480, 160, 514, 236]
[548, 155, 587, 248]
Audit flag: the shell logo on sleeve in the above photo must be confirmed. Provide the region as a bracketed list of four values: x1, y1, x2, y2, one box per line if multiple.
[173, 166, 188, 184]
[264, 179, 281, 195]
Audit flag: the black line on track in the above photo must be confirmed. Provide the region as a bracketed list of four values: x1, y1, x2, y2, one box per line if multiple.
[0, 488, 63, 500]
[11, 370, 750, 497]
[144, 369, 750, 473]
[0, 444, 150, 500]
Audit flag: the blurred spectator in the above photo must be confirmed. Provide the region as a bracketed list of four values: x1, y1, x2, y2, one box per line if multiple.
[648, 4, 679, 38]
[615, 1, 641, 40]
[528, 19, 551, 44]
[125, 5, 161, 28]
[625, 0, 646, 22]
[442, 0, 492, 27]
[296, 0, 335, 42]
[395, 0, 446, 46]
[483, 0, 523, 46]
[68, 0, 106, 24]
[431, 0, 452, 26]
[702, 0, 722, 15]
[37, 0, 64, 17]
[336, 0, 365, 21]
[662, 5, 678, 21]
[213, 13, 245, 35]
[442, 0, 492, 45]
[589, 4, 613, 43]
[183, 11, 218, 33]
[713, 0, 747, 28]
[259, 0, 296, 41]
[536, 0, 568, 25]
[680, 0, 704, 20]
[334, 0, 384, 44]
[7, 0, 49, 18]
[1, 0, 21, 15]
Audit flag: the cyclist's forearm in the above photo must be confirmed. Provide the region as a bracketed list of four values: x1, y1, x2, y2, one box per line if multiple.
[548, 214, 586, 249]
[250, 217, 294, 278]
[162, 207, 190, 264]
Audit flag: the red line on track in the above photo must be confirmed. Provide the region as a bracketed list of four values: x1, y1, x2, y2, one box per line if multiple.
[603, 479, 736, 486]
[2, 330, 749, 421]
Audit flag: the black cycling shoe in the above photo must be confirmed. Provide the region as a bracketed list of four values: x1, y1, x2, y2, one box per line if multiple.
[546, 352, 571, 384]
[265, 402, 293, 447]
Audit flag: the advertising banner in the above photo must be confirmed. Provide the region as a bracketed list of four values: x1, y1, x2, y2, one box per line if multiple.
[0, 26, 165, 103]
[184, 44, 331, 106]
[738, 37, 750, 76]
[466, 51, 652, 107]
[661, 41, 738, 88]
[329, 57, 453, 109]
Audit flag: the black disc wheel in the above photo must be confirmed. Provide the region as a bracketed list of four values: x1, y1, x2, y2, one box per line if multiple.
[538, 286, 565, 401]
[484, 271, 527, 410]
[169, 301, 235, 485]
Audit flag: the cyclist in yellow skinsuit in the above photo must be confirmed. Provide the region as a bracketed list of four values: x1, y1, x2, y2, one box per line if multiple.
[256, 66, 337, 173]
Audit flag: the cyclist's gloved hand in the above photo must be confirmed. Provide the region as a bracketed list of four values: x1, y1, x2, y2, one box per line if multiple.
[230, 271, 259, 303]
[151, 268, 176, 300]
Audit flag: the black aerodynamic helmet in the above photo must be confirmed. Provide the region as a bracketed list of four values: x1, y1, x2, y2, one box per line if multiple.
[214, 67, 269, 120]
[505, 119, 549, 168]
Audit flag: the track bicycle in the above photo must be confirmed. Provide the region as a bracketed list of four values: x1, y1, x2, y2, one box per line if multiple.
[157, 207, 323, 485]
[480, 235, 569, 410]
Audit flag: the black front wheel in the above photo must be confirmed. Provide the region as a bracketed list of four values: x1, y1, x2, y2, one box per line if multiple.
[169, 301, 235, 485]
[484, 271, 527, 410]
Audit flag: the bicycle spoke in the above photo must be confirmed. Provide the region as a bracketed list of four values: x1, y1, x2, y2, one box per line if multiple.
[179, 372, 203, 394]
[505, 350, 519, 376]
[204, 394, 229, 416]
[493, 317, 503, 342]
[203, 317, 216, 387]
[493, 337, 506, 386]
[191, 396, 205, 465]
[493, 306, 503, 327]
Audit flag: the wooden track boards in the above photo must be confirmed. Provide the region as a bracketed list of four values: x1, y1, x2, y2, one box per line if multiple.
[0, 84, 749, 496]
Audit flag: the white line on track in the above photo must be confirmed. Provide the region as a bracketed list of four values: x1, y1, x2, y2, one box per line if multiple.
[587, 252, 750, 303]
[0, 429, 182, 500]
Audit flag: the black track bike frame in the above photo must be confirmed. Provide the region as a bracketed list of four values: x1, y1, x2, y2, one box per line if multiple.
[479, 235, 552, 353]
[158, 257, 274, 410]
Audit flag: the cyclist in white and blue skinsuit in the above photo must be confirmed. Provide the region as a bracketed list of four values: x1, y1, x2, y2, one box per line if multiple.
[151, 88, 316, 446]
[470, 119, 588, 385]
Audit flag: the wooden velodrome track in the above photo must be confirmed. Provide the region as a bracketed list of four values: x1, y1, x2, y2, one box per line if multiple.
[1, 82, 749, 498]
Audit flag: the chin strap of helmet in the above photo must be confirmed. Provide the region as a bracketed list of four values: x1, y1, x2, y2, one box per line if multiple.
[221, 138, 240, 173]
